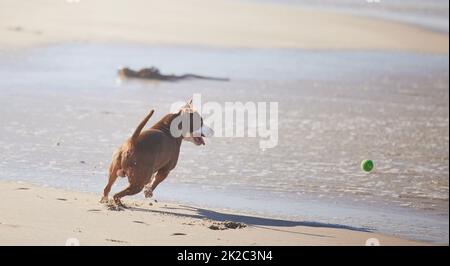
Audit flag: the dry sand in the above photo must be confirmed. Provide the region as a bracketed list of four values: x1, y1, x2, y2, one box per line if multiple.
[0, 181, 426, 245]
[0, 0, 448, 53]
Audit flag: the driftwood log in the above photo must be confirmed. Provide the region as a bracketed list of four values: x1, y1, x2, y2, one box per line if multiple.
[118, 66, 229, 82]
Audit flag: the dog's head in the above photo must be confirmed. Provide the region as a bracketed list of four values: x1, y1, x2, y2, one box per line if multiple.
[170, 99, 214, 145]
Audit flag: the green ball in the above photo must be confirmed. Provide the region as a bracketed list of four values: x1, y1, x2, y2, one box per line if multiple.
[361, 159, 374, 172]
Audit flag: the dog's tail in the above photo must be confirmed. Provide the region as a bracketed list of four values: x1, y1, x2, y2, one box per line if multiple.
[130, 109, 155, 143]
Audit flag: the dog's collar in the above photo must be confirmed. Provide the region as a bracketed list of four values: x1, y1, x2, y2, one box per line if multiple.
[152, 125, 182, 142]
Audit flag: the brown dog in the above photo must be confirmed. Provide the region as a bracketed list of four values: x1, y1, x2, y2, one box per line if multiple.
[100, 99, 213, 206]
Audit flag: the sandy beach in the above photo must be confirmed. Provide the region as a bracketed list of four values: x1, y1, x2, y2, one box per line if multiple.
[0, 0, 448, 53]
[0, 181, 426, 246]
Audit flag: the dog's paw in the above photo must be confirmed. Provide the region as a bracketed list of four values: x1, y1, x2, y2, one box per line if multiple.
[113, 198, 128, 209]
[143, 186, 153, 198]
[99, 196, 109, 204]
[107, 203, 125, 211]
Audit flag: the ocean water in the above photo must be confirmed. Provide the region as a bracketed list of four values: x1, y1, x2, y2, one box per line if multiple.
[0, 44, 448, 244]
[250, 0, 449, 32]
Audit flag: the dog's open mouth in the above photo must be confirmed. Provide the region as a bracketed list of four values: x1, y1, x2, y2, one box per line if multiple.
[184, 126, 213, 146]
[192, 136, 205, 146]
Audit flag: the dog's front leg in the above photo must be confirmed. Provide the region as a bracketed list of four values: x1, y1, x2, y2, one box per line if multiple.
[144, 170, 169, 198]
[143, 173, 157, 198]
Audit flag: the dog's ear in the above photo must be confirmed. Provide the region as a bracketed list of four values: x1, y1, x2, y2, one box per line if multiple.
[179, 98, 194, 111]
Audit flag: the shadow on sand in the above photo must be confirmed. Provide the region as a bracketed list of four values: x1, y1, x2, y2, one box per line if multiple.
[128, 204, 373, 237]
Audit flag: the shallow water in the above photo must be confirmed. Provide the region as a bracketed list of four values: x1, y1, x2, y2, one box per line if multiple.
[251, 0, 449, 32]
[0, 44, 448, 244]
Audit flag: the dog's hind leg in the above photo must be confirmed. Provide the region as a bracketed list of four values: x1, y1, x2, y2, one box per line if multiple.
[112, 166, 150, 206]
[113, 182, 145, 207]
[100, 153, 121, 203]
[101, 172, 118, 203]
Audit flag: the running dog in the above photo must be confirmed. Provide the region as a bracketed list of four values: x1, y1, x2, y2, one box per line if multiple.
[101, 99, 213, 206]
